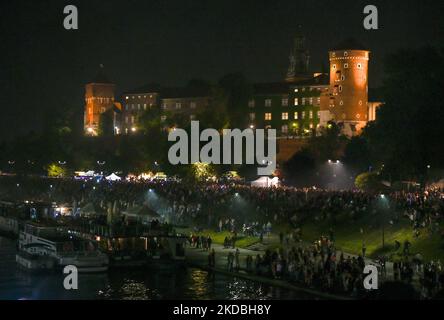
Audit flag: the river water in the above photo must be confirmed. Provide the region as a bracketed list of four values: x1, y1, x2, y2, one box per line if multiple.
[0, 236, 317, 300]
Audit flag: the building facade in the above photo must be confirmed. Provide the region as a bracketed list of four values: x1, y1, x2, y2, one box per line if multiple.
[84, 67, 119, 136]
[319, 40, 371, 136]
[84, 37, 381, 138]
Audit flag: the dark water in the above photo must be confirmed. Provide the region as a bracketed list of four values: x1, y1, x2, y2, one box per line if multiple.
[0, 236, 317, 300]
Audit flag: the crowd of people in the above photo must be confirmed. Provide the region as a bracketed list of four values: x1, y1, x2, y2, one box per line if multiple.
[1, 175, 443, 298]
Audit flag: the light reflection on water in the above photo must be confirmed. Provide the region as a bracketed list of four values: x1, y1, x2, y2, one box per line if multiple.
[0, 236, 316, 300]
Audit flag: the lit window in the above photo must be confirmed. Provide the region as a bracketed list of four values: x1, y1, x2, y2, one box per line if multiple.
[294, 98, 299, 106]
[309, 123, 313, 129]
[317, 111, 321, 118]
[309, 111, 313, 119]
[248, 99, 255, 108]
[137, 104, 141, 110]
[131, 116, 135, 123]
[302, 98, 306, 105]
[144, 104, 147, 110]
[282, 98, 288, 106]
[265, 99, 272, 107]
[281, 125, 288, 133]
[316, 97, 320, 104]
[282, 112, 288, 120]
[294, 112, 298, 120]
[302, 111, 306, 119]
[265, 113, 272, 120]
[309, 97, 313, 105]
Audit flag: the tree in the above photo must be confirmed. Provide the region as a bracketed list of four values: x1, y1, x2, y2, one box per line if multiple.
[47, 163, 67, 177]
[98, 109, 115, 136]
[362, 47, 444, 181]
[355, 172, 381, 192]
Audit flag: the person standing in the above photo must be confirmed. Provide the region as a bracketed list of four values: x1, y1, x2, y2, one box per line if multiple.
[362, 241, 367, 259]
[234, 249, 240, 271]
[207, 235, 212, 250]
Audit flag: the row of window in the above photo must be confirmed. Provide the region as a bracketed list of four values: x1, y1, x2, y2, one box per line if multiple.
[261, 110, 320, 121]
[125, 103, 153, 111]
[331, 51, 369, 58]
[249, 97, 321, 108]
[332, 62, 363, 70]
[125, 94, 155, 100]
[86, 97, 114, 103]
[162, 102, 197, 110]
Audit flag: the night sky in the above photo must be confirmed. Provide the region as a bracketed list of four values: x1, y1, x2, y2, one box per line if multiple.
[0, 0, 442, 139]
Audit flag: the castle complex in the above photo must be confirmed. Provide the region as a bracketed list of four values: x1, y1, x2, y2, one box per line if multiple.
[84, 35, 382, 138]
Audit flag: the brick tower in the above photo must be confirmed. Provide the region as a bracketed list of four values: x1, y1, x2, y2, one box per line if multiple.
[322, 39, 370, 136]
[84, 65, 116, 135]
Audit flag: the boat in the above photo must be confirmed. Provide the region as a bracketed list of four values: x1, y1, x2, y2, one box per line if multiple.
[17, 222, 109, 273]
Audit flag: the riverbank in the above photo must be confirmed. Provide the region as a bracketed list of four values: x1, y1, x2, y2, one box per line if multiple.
[184, 243, 354, 300]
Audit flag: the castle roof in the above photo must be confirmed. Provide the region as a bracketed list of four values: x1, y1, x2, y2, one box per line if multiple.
[160, 86, 210, 99]
[291, 73, 329, 86]
[253, 82, 292, 95]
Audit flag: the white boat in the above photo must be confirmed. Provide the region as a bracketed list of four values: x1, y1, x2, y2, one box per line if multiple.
[17, 223, 109, 273]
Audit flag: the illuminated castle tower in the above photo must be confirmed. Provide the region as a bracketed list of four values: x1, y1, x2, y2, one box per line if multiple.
[320, 39, 370, 136]
[285, 29, 310, 82]
[84, 65, 116, 135]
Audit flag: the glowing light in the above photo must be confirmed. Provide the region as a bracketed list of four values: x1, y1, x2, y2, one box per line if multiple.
[131, 127, 137, 132]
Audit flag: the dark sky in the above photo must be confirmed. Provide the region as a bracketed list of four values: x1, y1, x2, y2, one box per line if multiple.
[0, 0, 442, 139]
